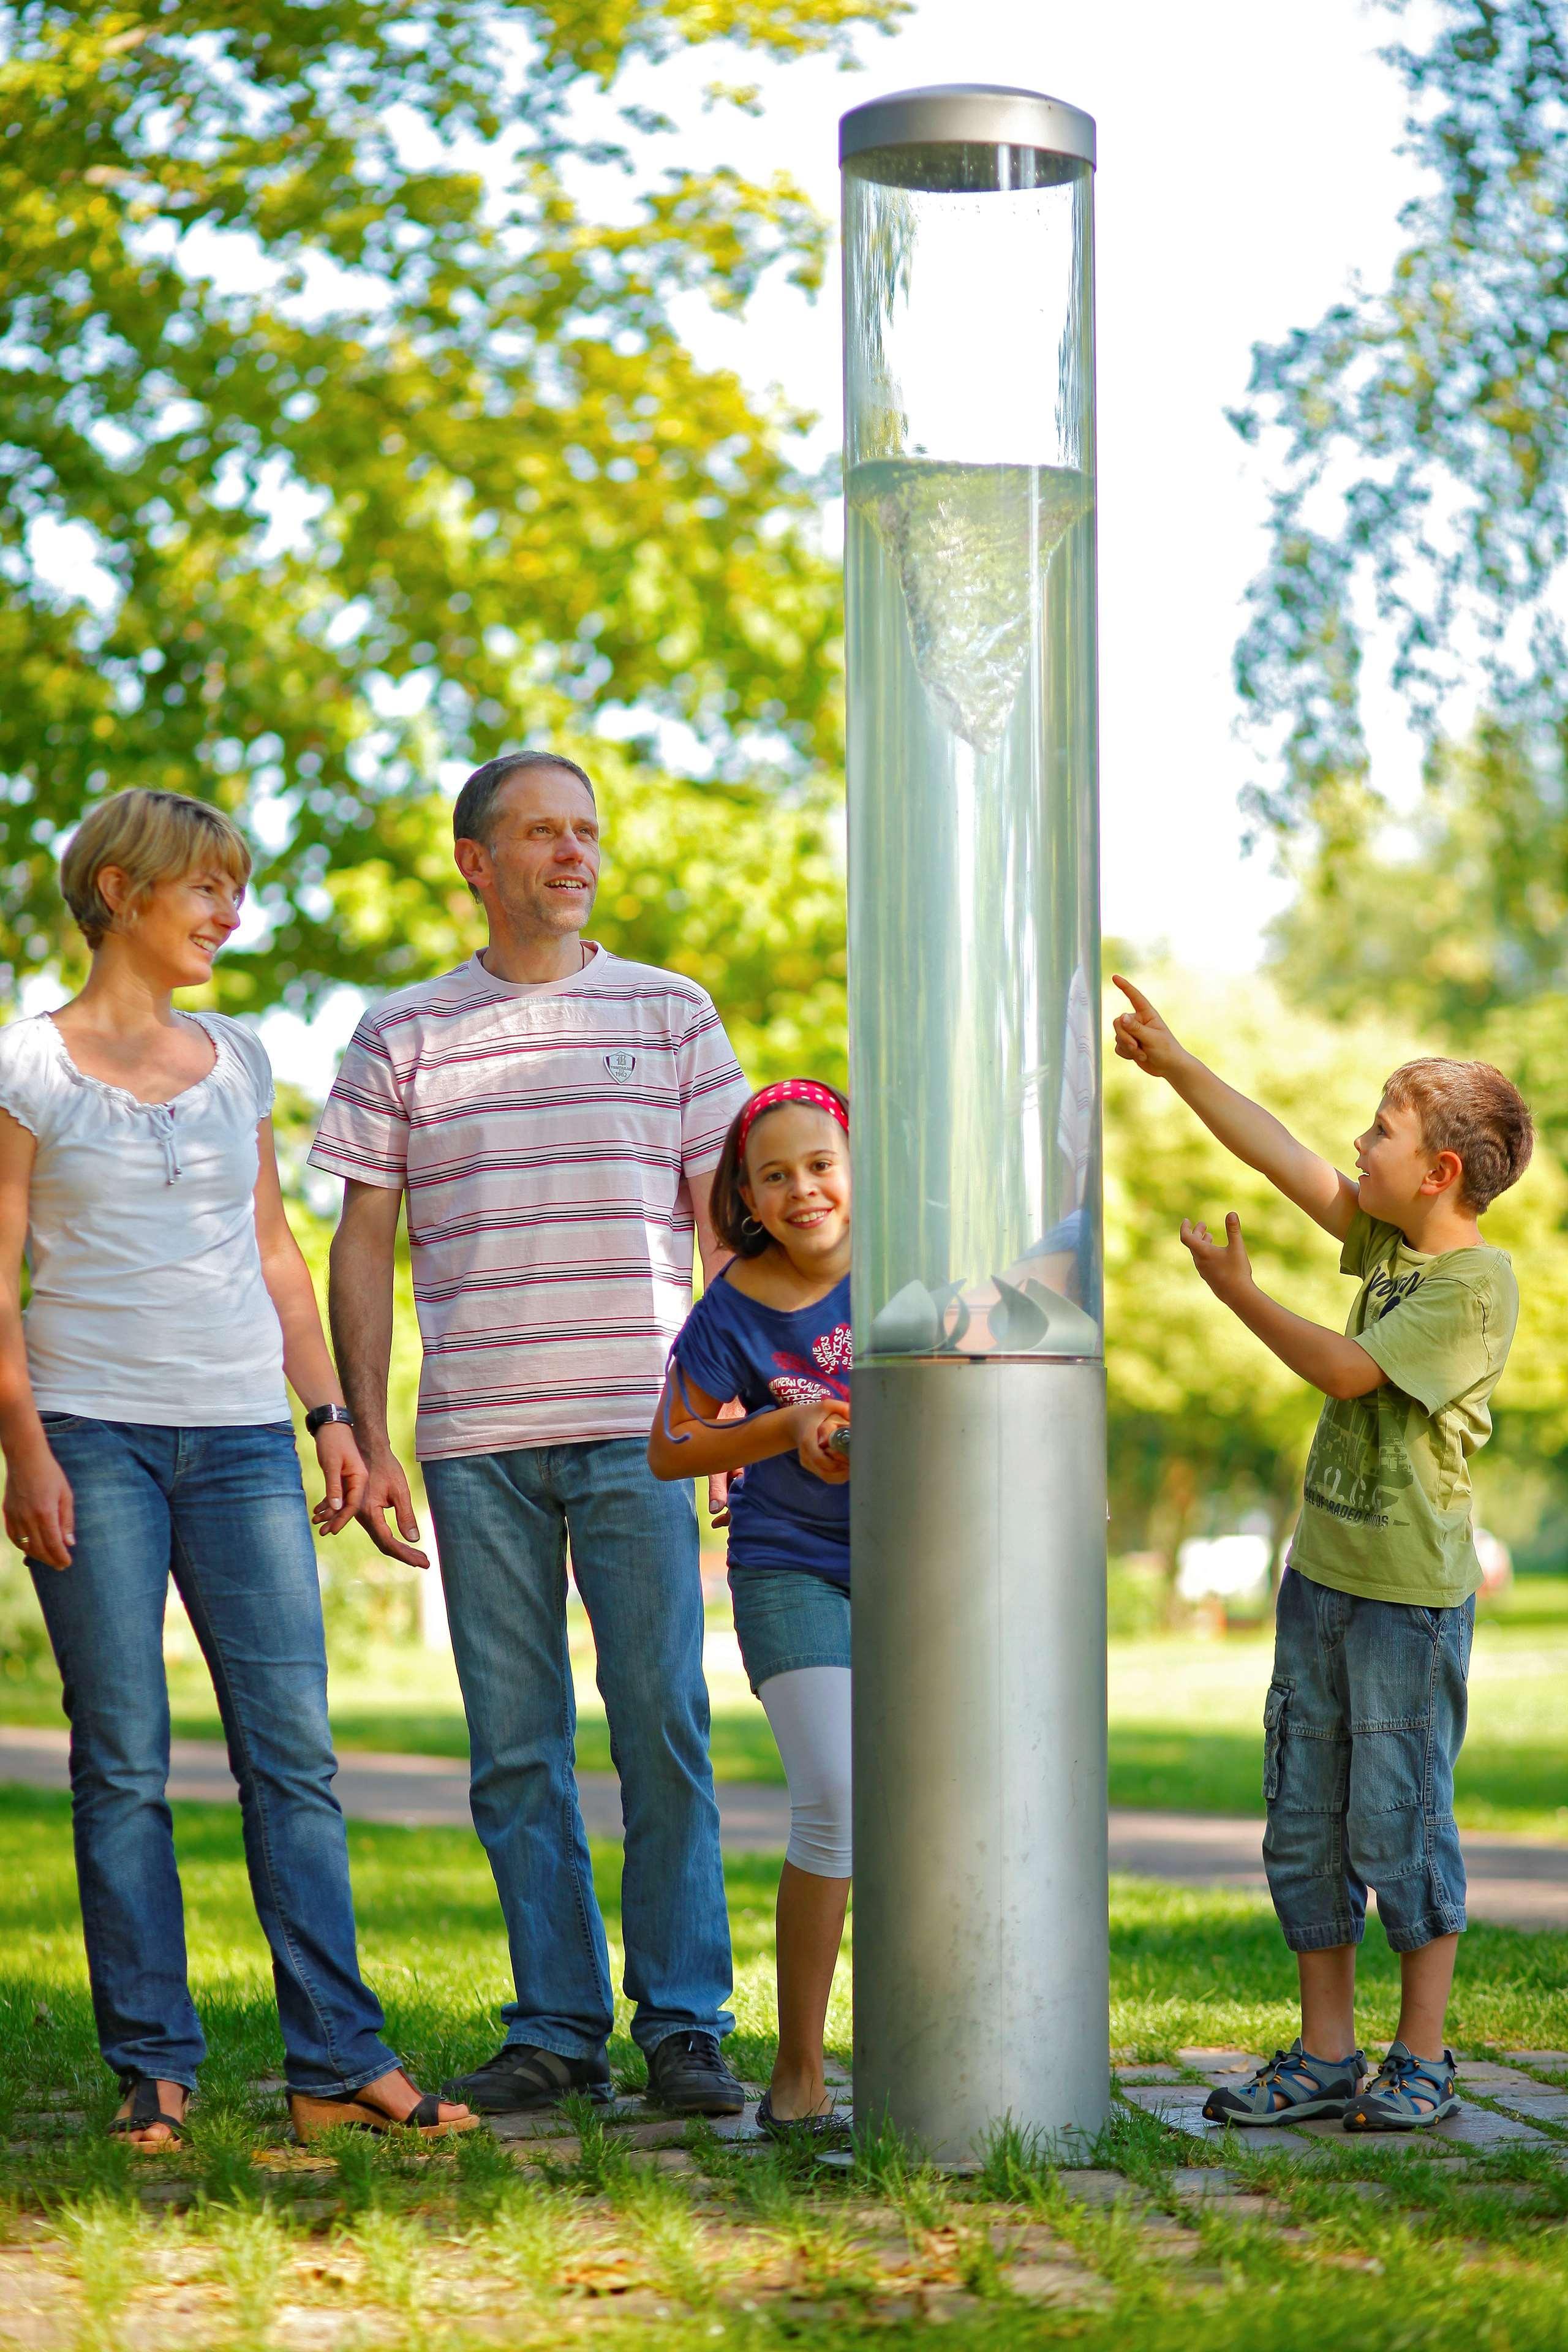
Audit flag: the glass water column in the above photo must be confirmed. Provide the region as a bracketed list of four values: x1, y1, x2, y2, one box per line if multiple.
[843, 85, 1109, 2159]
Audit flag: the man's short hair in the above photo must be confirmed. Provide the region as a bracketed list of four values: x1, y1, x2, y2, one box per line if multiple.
[60, 788, 252, 948]
[1381, 1057, 1534, 1213]
[452, 752, 597, 850]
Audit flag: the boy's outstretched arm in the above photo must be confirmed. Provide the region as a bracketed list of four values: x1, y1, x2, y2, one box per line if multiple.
[1112, 976, 1360, 1240]
[1183, 1214, 1385, 1400]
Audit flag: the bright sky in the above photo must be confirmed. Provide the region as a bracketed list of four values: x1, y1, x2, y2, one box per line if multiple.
[265, 0, 1431, 1092]
[643, 0, 1433, 963]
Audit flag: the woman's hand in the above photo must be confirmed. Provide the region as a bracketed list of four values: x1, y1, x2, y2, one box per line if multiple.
[312, 1422, 369, 1536]
[794, 1398, 851, 1485]
[4, 1436, 75, 1569]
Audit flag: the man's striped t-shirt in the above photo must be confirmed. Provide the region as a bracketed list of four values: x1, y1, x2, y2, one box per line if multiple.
[307, 948, 748, 1460]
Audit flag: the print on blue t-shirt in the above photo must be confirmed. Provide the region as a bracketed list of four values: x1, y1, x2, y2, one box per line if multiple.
[669, 1268, 850, 1589]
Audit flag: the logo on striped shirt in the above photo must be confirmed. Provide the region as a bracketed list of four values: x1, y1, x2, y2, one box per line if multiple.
[604, 1052, 637, 1082]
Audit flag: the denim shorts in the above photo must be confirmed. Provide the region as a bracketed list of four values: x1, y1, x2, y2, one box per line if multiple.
[728, 1565, 851, 1694]
[1263, 1566, 1474, 1954]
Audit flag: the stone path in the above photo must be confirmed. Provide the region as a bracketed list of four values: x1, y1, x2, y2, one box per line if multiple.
[3, 1727, 1566, 1928]
[1116, 2045, 1568, 2157]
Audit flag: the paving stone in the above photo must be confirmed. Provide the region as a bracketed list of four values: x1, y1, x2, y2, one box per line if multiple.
[1497, 2093, 1568, 2124]
[1453, 2063, 1541, 2090]
[506, 2133, 581, 2163]
[1007, 2260, 1108, 2304]
[1137, 2212, 1195, 2239]
[1196, 2193, 1278, 2221]
[988, 2224, 1069, 2260]
[1290, 2107, 1547, 2151]
[1055, 2169, 1140, 2208]
[1177, 2048, 1262, 2071]
[1115, 2064, 1182, 2084]
[1169, 2167, 1242, 2199]
[1504, 2051, 1568, 2068]
[1163, 2114, 1338, 2163]
[1118, 2084, 1212, 2111]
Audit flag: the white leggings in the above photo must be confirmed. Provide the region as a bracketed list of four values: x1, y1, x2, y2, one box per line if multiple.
[757, 1665, 853, 1878]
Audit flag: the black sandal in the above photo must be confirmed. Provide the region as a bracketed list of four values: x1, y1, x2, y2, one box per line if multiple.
[108, 2078, 189, 2152]
[289, 2086, 479, 2144]
[756, 2090, 851, 2146]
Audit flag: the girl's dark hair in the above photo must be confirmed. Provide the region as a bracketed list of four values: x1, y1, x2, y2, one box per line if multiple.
[709, 1084, 850, 1258]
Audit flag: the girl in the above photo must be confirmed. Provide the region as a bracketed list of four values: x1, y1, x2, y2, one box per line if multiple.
[648, 1080, 851, 2141]
[0, 788, 473, 2149]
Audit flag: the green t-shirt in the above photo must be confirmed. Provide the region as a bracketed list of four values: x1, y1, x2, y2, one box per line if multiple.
[1289, 1210, 1518, 1610]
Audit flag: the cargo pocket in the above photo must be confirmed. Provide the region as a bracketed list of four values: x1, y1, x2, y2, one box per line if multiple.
[1262, 1680, 1291, 1804]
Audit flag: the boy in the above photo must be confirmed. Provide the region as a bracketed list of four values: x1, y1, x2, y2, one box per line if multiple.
[1113, 977, 1533, 2132]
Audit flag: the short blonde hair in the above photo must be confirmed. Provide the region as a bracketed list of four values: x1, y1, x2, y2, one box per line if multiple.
[60, 790, 252, 949]
[1382, 1057, 1534, 1213]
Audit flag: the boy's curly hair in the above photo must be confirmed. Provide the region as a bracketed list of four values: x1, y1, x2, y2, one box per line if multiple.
[1381, 1058, 1533, 1214]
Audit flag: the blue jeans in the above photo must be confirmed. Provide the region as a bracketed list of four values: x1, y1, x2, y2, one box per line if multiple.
[728, 1566, 851, 1695]
[1264, 1566, 1473, 1954]
[28, 1415, 399, 2095]
[423, 1438, 733, 2060]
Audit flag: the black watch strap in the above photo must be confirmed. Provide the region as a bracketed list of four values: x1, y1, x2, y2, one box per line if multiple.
[306, 1403, 355, 1437]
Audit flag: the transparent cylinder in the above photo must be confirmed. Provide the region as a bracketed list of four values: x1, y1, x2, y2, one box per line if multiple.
[844, 138, 1099, 1362]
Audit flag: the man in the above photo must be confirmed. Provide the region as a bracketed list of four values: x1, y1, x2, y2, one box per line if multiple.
[309, 751, 749, 2116]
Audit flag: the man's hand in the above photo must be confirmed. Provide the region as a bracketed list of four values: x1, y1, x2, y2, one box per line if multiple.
[1180, 1211, 1253, 1305]
[1111, 976, 1191, 1082]
[356, 1450, 431, 1569]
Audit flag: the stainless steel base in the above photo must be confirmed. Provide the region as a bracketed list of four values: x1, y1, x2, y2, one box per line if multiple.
[851, 1358, 1109, 2161]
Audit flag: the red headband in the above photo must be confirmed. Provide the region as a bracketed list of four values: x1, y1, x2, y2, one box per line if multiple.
[737, 1080, 848, 1153]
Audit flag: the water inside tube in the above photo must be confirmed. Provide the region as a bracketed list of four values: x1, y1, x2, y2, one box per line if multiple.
[846, 459, 1094, 752]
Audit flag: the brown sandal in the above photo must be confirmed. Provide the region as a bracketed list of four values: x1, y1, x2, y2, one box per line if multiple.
[289, 2086, 478, 2144]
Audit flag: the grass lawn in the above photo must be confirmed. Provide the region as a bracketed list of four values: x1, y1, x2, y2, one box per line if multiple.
[1, 1787, 1567, 2348]
[9, 1577, 1564, 1837]
[1107, 1574, 1568, 1838]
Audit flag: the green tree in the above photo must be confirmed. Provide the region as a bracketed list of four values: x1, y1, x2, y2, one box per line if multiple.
[1233, 0, 1568, 842]
[0, 0, 893, 1020]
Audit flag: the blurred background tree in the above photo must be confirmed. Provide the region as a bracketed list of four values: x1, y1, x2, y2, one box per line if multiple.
[0, 0, 888, 1048]
[1214, 0, 1568, 1577]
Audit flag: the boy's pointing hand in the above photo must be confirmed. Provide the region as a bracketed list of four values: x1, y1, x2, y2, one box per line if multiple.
[1180, 1210, 1253, 1303]
[1111, 975, 1188, 1080]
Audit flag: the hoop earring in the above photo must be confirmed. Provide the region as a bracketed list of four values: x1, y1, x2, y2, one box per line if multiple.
[741, 1215, 763, 1237]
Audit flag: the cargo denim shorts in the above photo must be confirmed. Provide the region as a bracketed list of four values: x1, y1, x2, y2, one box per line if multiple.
[1262, 1566, 1474, 1954]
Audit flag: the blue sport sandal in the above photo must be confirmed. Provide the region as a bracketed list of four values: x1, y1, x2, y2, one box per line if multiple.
[1341, 2042, 1459, 2132]
[1202, 2038, 1366, 2125]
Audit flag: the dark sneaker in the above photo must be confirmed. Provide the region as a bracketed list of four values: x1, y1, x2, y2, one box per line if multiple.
[1202, 2038, 1366, 2125]
[645, 2032, 746, 2116]
[1343, 2043, 1460, 2132]
[440, 2043, 612, 2115]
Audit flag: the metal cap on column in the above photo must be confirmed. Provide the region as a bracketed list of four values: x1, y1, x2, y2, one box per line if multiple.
[842, 83, 1109, 2160]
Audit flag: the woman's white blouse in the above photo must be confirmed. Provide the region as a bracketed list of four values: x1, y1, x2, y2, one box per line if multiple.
[0, 1012, 289, 1426]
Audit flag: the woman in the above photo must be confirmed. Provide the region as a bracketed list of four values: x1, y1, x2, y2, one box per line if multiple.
[649, 1080, 851, 2141]
[0, 789, 473, 2149]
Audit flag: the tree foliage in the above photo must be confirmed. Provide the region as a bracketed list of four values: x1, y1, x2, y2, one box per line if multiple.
[1234, 0, 1568, 839]
[0, 0, 897, 1012]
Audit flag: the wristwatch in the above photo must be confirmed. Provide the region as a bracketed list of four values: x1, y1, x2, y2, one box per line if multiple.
[306, 1403, 355, 1437]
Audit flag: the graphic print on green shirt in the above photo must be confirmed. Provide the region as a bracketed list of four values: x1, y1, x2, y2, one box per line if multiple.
[1289, 1209, 1518, 1610]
